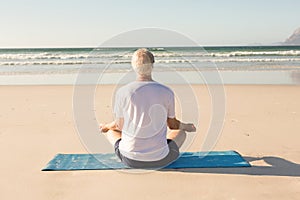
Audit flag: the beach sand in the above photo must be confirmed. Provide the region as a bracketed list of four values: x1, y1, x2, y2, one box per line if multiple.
[0, 84, 300, 200]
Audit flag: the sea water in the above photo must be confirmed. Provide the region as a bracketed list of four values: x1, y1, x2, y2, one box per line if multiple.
[0, 46, 300, 85]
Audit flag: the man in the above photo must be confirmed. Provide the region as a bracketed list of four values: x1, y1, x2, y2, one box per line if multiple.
[100, 48, 196, 168]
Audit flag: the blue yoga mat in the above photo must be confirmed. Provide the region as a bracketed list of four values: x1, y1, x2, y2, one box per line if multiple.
[42, 151, 250, 170]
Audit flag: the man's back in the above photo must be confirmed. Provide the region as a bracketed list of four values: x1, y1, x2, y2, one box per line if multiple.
[114, 81, 175, 161]
[101, 48, 195, 168]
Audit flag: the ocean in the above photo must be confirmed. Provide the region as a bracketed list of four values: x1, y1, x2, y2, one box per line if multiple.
[0, 46, 300, 85]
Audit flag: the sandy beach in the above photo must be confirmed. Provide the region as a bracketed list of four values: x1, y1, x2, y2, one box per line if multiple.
[0, 84, 300, 200]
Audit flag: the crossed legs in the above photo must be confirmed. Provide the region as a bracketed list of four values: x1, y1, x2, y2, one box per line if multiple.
[167, 130, 186, 148]
[103, 129, 122, 146]
[103, 129, 186, 149]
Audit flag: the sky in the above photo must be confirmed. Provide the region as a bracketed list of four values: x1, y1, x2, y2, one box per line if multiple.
[0, 0, 300, 47]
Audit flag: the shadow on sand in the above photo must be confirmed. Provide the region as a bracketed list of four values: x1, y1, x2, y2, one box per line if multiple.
[163, 156, 300, 177]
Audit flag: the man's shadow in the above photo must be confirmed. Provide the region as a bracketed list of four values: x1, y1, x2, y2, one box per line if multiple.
[164, 156, 300, 177]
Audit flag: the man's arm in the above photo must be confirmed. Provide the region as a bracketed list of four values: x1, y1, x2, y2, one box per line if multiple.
[167, 117, 196, 132]
[100, 118, 124, 133]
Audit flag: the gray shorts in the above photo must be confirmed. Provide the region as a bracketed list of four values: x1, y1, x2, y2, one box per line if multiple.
[114, 139, 179, 169]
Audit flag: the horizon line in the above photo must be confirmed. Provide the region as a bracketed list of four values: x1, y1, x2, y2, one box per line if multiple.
[1, 44, 299, 49]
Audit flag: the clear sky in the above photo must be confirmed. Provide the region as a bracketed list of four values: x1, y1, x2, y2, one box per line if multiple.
[0, 0, 299, 47]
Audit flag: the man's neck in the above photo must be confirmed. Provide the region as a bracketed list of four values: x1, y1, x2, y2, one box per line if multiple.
[136, 75, 153, 81]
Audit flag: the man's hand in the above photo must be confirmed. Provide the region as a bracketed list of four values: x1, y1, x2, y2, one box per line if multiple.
[100, 118, 124, 134]
[99, 121, 117, 133]
[99, 124, 109, 133]
[167, 118, 196, 132]
[180, 123, 196, 132]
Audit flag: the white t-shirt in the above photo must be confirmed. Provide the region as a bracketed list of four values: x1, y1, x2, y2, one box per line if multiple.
[114, 81, 175, 161]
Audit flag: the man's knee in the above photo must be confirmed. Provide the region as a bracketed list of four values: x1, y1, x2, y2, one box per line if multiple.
[106, 130, 122, 145]
[173, 130, 186, 148]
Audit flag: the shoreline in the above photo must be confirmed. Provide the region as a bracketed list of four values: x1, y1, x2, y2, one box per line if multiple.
[0, 70, 300, 85]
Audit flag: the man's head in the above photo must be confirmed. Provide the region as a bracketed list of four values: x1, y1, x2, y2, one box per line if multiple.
[131, 48, 155, 76]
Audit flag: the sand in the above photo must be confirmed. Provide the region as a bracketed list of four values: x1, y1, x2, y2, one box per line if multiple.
[0, 84, 299, 200]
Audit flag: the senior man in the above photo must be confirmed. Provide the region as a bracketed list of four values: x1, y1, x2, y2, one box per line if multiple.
[100, 48, 196, 168]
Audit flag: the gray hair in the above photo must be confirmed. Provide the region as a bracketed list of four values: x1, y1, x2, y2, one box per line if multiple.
[131, 48, 154, 76]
